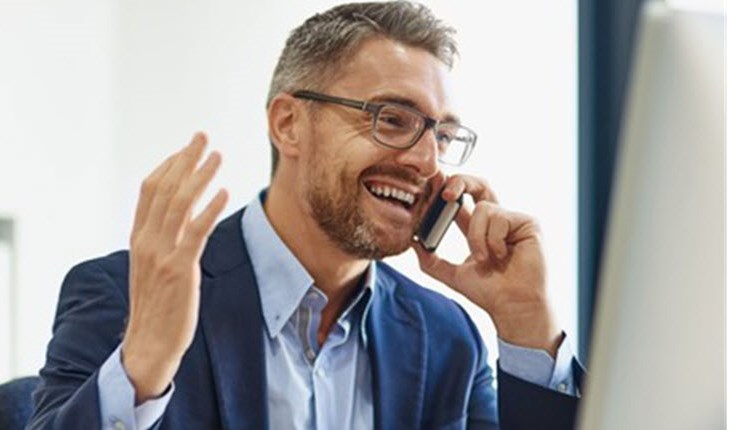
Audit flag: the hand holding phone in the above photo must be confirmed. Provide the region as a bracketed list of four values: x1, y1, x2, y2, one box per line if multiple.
[412, 175, 559, 356]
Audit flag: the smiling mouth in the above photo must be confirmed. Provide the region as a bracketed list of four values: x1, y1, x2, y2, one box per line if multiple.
[363, 181, 418, 210]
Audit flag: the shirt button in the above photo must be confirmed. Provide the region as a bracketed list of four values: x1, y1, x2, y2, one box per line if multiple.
[111, 419, 126, 430]
[557, 382, 568, 392]
[306, 348, 316, 361]
[316, 367, 326, 377]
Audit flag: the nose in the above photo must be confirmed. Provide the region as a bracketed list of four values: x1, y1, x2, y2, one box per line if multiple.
[394, 129, 439, 179]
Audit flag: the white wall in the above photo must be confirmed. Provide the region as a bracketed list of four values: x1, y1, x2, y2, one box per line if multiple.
[387, 0, 578, 369]
[0, 0, 576, 379]
[0, 0, 117, 379]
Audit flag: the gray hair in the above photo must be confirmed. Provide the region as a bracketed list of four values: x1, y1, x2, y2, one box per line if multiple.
[266, 1, 458, 176]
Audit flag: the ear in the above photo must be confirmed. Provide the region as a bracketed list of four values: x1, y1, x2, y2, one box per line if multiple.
[268, 93, 304, 160]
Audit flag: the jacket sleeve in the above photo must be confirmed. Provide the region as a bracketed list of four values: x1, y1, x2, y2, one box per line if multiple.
[28, 257, 130, 429]
[497, 359, 585, 430]
[461, 303, 585, 430]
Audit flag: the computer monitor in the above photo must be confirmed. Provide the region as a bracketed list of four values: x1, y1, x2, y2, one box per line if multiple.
[578, 2, 725, 429]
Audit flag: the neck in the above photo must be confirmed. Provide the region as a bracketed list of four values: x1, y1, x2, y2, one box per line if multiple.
[264, 181, 370, 305]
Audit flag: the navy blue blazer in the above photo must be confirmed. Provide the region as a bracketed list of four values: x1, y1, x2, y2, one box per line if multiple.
[29, 208, 581, 429]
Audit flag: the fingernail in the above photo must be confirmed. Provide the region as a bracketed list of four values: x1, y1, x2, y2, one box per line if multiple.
[193, 132, 206, 145]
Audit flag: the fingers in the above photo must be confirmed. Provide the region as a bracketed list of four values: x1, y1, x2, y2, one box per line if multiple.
[178, 188, 229, 261]
[440, 174, 520, 262]
[456, 199, 532, 264]
[132, 152, 177, 235]
[131, 132, 228, 260]
[161, 151, 222, 240]
[441, 174, 499, 204]
[467, 202, 491, 262]
[454, 205, 470, 235]
[484, 205, 510, 259]
[143, 133, 208, 239]
[412, 241, 457, 287]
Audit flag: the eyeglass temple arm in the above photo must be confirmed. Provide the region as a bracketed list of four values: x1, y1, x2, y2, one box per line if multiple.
[293, 91, 371, 112]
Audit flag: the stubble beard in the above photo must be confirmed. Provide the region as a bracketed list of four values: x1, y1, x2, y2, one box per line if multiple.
[305, 159, 420, 260]
[306, 169, 407, 260]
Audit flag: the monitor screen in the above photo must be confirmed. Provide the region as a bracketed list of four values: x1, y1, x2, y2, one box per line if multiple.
[578, 2, 725, 428]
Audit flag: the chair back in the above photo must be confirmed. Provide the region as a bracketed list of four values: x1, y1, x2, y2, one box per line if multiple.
[0, 376, 41, 430]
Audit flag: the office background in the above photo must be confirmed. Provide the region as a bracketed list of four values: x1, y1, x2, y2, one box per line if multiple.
[0, 0, 579, 380]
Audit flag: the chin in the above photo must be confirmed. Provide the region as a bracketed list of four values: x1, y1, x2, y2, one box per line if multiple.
[382, 226, 416, 248]
[367, 224, 415, 258]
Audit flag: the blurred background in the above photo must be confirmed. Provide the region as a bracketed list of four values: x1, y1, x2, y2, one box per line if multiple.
[0, 0, 579, 381]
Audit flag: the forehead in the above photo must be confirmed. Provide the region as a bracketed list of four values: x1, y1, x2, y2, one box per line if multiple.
[326, 37, 456, 120]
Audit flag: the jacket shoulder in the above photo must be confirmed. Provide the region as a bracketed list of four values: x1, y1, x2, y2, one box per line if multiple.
[376, 262, 483, 343]
[67, 250, 130, 279]
[58, 250, 131, 308]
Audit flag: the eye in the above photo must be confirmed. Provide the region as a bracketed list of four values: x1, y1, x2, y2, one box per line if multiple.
[436, 129, 455, 144]
[380, 113, 407, 128]
[377, 104, 423, 133]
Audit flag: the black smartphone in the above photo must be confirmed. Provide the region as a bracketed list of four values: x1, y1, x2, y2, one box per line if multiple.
[416, 187, 463, 252]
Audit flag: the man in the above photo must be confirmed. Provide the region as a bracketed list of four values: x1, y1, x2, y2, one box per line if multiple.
[29, 2, 582, 429]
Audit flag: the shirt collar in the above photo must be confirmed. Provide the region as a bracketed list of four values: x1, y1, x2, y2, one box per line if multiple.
[242, 190, 313, 337]
[337, 262, 376, 343]
[242, 189, 376, 340]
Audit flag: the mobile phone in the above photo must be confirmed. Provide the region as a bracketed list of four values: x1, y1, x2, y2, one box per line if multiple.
[416, 187, 463, 252]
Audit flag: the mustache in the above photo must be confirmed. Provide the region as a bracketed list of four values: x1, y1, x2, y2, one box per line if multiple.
[361, 165, 427, 188]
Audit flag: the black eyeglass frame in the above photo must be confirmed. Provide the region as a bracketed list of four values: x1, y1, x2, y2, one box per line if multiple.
[291, 90, 477, 166]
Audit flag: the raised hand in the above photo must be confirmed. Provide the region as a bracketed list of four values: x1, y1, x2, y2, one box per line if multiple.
[121, 132, 228, 402]
[413, 175, 562, 356]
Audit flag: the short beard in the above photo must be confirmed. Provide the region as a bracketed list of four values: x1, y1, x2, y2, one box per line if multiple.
[306, 166, 408, 260]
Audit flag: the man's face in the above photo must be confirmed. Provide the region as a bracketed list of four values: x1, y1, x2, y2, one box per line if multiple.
[300, 37, 455, 259]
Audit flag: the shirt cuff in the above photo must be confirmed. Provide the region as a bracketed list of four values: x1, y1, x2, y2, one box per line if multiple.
[497, 332, 577, 396]
[98, 345, 175, 430]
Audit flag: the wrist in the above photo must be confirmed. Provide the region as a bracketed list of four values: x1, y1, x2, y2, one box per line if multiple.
[121, 340, 181, 404]
[493, 303, 562, 357]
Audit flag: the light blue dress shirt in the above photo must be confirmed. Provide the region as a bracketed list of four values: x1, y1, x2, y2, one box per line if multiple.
[96, 190, 575, 429]
[242, 191, 376, 429]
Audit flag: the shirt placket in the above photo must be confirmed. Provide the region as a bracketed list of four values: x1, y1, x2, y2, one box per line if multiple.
[298, 286, 356, 429]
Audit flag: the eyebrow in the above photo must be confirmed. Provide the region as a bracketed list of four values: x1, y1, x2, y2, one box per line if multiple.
[368, 94, 461, 124]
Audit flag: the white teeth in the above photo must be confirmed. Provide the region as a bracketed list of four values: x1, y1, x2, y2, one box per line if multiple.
[367, 183, 416, 206]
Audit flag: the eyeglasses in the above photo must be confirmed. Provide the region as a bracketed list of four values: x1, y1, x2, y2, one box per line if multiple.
[292, 90, 477, 166]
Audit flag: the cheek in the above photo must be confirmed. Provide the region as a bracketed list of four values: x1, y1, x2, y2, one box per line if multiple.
[309, 124, 394, 180]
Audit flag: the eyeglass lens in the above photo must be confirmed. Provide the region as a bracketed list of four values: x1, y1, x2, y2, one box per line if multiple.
[373, 104, 473, 165]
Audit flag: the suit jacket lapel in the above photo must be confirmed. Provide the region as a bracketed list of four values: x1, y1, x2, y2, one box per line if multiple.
[199, 209, 268, 430]
[367, 271, 428, 430]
